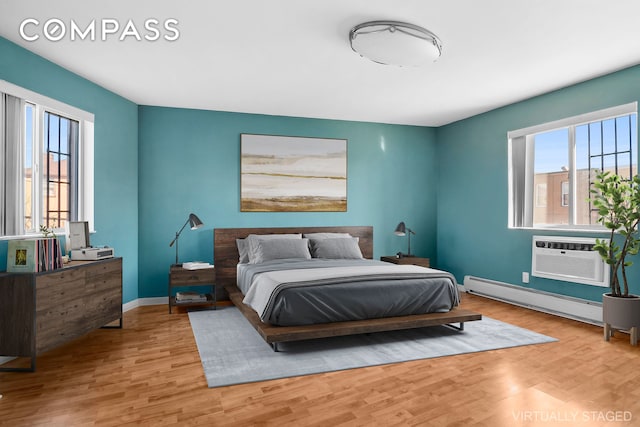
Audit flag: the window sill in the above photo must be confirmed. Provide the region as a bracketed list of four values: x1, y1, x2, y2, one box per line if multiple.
[0, 230, 97, 241]
[509, 225, 610, 234]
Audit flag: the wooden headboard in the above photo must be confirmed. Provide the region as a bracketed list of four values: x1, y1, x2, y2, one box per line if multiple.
[214, 226, 373, 286]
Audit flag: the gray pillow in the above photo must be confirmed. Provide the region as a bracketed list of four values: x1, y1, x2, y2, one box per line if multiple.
[236, 239, 250, 263]
[238, 233, 302, 264]
[303, 232, 352, 240]
[310, 237, 363, 259]
[249, 238, 312, 264]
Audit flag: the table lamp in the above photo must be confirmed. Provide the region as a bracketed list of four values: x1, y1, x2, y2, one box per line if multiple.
[394, 221, 415, 257]
[169, 213, 203, 265]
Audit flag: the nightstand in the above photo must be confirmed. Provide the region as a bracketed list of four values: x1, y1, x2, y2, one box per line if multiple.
[168, 264, 218, 313]
[380, 255, 430, 268]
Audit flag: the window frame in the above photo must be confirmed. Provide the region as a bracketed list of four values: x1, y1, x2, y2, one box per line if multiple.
[508, 102, 638, 231]
[561, 181, 569, 207]
[0, 80, 94, 240]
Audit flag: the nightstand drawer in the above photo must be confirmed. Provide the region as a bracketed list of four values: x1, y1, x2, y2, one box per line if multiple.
[170, 268, 215, 284]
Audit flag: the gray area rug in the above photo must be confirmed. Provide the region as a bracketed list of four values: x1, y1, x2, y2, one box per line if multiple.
[189, 307, 557, 388]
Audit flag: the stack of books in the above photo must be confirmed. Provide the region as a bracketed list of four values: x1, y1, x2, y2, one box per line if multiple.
[182, 262, 213, 270]
[6, 238, 63, 273]
[175, 291, 208, 304]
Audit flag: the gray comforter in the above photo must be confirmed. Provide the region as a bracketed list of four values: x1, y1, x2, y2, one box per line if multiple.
[238, 258, 460, 326]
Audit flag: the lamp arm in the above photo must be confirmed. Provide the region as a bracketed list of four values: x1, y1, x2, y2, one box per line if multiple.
[169, 218, 190, 247]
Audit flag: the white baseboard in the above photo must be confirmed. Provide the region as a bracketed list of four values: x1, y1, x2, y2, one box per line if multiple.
[123, 297, 167, 312]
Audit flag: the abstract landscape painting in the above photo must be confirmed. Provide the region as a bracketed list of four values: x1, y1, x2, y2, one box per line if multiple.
[241, 134, 347, 212]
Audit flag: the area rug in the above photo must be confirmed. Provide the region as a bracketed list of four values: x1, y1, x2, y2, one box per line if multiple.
[188, 307, 557, 388]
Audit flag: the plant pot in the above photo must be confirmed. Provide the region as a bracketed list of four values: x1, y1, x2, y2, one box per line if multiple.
[602, 293, 640, 345]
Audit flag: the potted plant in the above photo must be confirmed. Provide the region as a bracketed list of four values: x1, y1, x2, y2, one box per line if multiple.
[591, 170, 640, 345]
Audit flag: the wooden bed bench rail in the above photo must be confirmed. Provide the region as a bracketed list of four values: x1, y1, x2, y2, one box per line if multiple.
[226, 284, 482, 351]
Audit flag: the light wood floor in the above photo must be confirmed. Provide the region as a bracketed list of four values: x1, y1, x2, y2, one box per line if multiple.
[0, 293, 638, 426]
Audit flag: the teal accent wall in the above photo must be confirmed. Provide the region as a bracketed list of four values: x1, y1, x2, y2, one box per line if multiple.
[436, 65, 640, 301]
[6, 34, 640, 304]
[138, 106, 438, 297]
[0, 37, 139, 303]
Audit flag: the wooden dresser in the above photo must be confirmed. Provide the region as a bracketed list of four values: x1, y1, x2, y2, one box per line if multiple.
[0, 257, 123, 371]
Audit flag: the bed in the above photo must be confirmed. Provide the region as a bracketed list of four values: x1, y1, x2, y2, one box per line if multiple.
[214, 226, 481, 351]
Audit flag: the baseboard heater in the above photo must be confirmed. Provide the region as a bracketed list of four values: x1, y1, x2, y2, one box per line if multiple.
[464, 275, 602, 326]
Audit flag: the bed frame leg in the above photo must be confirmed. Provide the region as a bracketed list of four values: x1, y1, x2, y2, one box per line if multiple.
[271, 342, 279, 352]
[443, 322, 465, 332]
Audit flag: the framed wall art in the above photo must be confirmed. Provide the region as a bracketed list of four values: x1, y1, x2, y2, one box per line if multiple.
[241, 134, 347, 212]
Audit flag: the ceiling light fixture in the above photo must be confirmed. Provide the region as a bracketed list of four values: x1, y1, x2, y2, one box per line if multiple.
[349, 20, 443, 67]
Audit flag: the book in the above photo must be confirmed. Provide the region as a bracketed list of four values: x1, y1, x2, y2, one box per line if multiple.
[182, 262, 214, 270]
[176, 297, 207, 303]
[175, 291, 208, 303]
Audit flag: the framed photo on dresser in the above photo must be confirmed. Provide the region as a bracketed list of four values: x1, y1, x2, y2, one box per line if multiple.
[6, 239, 38, 272]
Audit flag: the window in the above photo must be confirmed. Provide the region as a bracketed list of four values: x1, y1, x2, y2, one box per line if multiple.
[535, 183, 547, 207]
[42, 111, 78, 230]
[561, 181, 569, 207]
[509, 103, 637, 229]
[1, 80, 94, 238]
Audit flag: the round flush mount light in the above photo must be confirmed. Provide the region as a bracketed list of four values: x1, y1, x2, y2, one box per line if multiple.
[349, 20, 443, 67]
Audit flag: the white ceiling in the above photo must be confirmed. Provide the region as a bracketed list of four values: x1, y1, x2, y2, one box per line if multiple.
[2, 1, 640, 127]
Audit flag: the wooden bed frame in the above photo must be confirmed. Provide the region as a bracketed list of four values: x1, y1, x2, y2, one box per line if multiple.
[214, 226, 482, 351]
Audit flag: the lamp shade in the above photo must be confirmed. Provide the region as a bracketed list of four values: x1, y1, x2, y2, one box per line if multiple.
[394, 221, 407, 236]
[188, 213, 203, 230]
[349, 21, 442, 67]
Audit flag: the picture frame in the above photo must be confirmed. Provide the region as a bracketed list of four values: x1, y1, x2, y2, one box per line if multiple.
[240, 134, 347, 212]
[6, 239, 38, 273]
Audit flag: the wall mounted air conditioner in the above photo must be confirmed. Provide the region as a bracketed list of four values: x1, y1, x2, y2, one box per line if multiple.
[531, 235, 609, 287]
